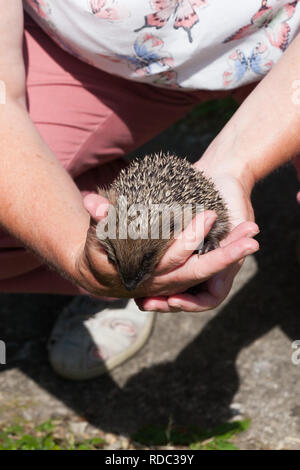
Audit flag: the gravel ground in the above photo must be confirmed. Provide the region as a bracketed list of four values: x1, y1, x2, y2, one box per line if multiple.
[1, 106, 300, 450]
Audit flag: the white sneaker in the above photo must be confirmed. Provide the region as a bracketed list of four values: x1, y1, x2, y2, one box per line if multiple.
[47, 297, 155, 380]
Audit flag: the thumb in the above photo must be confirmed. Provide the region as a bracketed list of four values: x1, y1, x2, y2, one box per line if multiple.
[83, 193, 111, 221]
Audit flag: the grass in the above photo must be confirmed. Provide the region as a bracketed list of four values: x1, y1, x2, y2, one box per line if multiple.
[0, 420, 106, 450]
[132, 419, 250, 450]
[0, 418, 250, 450]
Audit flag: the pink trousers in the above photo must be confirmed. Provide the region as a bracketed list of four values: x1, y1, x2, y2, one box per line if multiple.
[0, 14, 256, 295]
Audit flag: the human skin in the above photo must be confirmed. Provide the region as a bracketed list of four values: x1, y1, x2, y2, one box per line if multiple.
[0, 0, 259, 307]
[135, 32, 300, 312]
[3, 1, 299, 311]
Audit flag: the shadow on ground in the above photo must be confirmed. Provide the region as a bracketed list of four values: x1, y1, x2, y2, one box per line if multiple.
[1, 126, 300, 440]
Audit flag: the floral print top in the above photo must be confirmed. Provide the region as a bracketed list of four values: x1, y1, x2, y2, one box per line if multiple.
[23, 0, 300, 90]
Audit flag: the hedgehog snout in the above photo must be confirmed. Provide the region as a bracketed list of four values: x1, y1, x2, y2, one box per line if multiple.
[118, 252, 155, 292]
[122, 278, 139, 291]
[119, 268, 148, 292]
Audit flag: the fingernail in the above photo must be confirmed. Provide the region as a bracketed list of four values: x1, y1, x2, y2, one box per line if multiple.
[171, 302, 182, 310]
[244, 246, 259, 256]
[170, 306, 182, 312]
[96, 205, 108, 217]
[246, 229, 260, 238]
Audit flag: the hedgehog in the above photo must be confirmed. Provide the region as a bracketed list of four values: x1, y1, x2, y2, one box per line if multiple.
[90, 153, 230, 293]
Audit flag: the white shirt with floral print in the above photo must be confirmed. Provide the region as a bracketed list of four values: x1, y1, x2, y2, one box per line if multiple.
[23, 0, 300, 90]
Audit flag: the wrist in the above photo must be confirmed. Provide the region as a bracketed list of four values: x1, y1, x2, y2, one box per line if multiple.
[194, 126, 256, 198]
[49, 215, 98, 292]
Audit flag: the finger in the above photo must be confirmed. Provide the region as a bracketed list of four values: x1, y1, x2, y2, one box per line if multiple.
[167, 290, 220, 312]
[135, 296, 172, 312]
[220, 221, 260, 247]
[176, 236, 258, 284]
[83, 193, 111, 221]
[167, 263, 240, 312]
[156, 210, 217, 274]
[77, 284, 117, 301]
[137, 261, 242, 313]
[207, 261, 242, 299]
[156, 236, 259, 290]
[138, 265, 238, 312]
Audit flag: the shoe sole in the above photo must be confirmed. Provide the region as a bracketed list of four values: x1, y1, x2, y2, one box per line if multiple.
[49, 311, 156, 380]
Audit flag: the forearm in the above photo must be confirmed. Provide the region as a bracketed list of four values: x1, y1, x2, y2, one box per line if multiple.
[0, 96, 90, 280]
[196, 32, 300, 193]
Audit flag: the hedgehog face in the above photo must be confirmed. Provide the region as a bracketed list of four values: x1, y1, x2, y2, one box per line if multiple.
[99, 236, 167, 291]
[96, 188, 176, 291]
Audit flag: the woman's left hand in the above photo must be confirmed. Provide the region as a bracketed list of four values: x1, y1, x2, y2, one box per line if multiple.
[135, 161, 259, 313]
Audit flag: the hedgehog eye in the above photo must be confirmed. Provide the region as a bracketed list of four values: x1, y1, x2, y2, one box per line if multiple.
[107, 253, 115, 265]
[105, 249, 117, 266]
[142, 252, 154, 266]
[106, 253, 116, 265]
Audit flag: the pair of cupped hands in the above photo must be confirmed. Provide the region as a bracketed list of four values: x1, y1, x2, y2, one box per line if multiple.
[77, 163, 260, 313]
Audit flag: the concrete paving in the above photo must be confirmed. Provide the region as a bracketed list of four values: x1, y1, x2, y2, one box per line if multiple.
[1, 115, 300, 449]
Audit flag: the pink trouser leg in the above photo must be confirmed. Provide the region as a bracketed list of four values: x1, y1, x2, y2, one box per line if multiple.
[0, 14, 251, 295]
